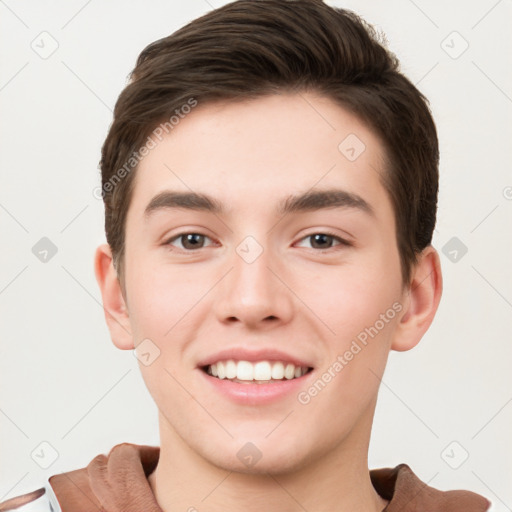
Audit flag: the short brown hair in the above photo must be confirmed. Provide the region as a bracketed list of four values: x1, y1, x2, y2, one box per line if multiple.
[100, 0, 439, 290]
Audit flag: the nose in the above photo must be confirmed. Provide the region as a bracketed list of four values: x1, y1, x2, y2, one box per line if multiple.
[213, 240, 295, 330]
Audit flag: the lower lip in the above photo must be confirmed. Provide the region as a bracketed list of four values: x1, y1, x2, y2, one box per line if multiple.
[197, 368, 315, 405]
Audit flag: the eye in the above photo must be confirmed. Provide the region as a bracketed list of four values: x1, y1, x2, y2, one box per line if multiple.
[164, 232, 215, 251]
[163, 231, 351, 252]
[295, 232, 352, 251]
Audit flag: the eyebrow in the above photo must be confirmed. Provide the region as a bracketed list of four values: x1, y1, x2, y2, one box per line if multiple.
[144, 188, 375, 219]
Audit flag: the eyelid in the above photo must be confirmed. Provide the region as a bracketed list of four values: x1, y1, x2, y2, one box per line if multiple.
[164, 231, 217, 251]
[163, 229, 352, 252]
[294, 230, 353, 249]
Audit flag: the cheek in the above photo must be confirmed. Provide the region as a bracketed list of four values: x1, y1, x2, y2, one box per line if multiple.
[126, 253, 209, 339]
[302, 254, 401, 339]
[127, 261, 206, 412]
[297, 253, 400, 406]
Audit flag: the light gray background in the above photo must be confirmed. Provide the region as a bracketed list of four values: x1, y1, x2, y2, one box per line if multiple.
[1, 0, 511, 509]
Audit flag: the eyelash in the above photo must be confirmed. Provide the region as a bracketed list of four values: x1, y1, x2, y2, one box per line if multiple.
[163, 231, 352, 253]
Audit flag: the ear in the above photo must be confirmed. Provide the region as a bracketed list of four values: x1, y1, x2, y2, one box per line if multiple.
[391, 245, 443, 352]
[94, 243, 134, 350]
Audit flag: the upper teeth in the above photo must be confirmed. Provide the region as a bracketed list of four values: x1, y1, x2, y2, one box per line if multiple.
[207, 360, 309, 381]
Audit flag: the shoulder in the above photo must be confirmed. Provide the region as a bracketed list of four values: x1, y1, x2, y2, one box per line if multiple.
[0, 442, 155, 512]
[0, 465, 97, 512]
[370, 463, 492, 511]
[0, 480, 61, 512]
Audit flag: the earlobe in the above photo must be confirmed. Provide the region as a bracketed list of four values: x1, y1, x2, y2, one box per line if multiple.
[94, 244, 134, 350]
[391, 245, 443, 352]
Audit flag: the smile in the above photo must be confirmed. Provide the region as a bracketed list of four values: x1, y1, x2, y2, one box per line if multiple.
[202, 359, 313, 383]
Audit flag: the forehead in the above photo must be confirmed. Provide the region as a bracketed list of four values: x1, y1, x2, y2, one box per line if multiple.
[127, 92, 392, 225]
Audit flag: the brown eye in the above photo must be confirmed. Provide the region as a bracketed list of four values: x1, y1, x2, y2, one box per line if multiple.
[310, 233, 335, 249]
[296, 232, 351, 250]
[165, 233, 213, 251]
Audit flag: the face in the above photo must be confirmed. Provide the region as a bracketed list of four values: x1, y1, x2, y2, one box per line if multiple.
[121, 92, 407, 474]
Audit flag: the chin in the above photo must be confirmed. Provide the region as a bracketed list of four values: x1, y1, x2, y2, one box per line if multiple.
[214, 450, 309, 476]
[196, 431, 317, 476]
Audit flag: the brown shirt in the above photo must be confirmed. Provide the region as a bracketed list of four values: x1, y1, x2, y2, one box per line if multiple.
[0, 442, 491, 511]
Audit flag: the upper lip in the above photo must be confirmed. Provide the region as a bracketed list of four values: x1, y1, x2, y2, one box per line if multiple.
[197, 347, 315, 369]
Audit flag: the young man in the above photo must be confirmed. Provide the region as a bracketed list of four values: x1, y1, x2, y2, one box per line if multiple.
[0, 0, 492, 510]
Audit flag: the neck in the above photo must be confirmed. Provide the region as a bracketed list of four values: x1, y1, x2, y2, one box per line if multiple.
[148, 403, 388, 512]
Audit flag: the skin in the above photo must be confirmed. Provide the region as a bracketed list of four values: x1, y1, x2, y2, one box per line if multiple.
[95, 92, 442, 512]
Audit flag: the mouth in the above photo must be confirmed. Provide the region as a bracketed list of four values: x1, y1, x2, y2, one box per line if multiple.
[200, 359, 314, 384]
